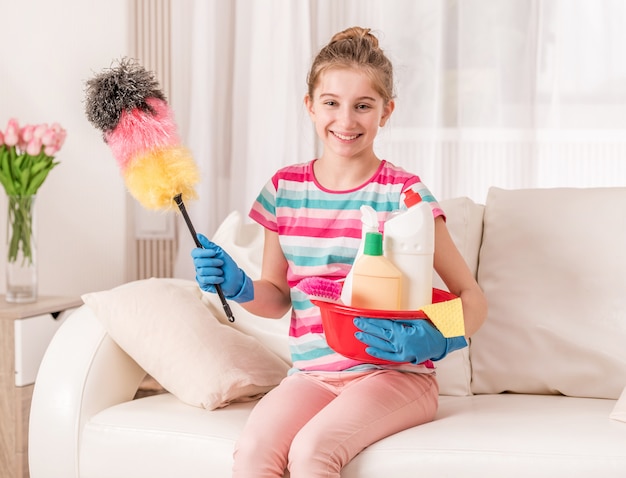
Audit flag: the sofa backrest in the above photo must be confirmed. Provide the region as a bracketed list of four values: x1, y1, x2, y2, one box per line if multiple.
[471, 187, 626, 400]
[207, 187, 626, 400]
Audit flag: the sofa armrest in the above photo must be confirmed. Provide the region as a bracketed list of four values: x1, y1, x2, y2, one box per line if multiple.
[29, 304, 146, 478]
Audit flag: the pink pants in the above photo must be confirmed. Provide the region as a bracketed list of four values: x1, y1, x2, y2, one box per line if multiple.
[232, 369, 439, 477]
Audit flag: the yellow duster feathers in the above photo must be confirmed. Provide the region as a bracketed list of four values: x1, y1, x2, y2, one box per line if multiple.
[124, 145, 199, 211]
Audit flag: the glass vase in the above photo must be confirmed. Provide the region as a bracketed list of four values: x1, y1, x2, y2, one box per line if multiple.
[6, 195, 38, 303]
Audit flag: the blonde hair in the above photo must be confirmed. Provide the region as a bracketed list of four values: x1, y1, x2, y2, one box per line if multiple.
[306, 26, 394, 104]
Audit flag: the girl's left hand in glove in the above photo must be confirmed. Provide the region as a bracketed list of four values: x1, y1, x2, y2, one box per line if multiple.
[353, 317, 467, 364]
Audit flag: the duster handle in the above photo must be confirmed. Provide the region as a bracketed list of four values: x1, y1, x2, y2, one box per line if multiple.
[174, 194, 235, 322]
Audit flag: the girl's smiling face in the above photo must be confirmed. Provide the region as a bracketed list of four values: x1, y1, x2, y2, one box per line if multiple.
[305, 67, 394, 163]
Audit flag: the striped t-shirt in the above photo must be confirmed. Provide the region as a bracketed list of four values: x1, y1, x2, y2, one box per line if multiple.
[249, 160, 444, 374]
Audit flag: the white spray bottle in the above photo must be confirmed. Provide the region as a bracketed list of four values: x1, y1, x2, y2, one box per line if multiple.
[341, 205, 379, 306]
[383, 188, 434, 310]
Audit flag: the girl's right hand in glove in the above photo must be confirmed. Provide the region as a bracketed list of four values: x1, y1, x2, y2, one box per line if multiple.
[191, 234, 254, 303]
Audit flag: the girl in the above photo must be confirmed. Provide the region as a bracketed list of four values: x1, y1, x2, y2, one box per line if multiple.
[192, 26, 487, 477]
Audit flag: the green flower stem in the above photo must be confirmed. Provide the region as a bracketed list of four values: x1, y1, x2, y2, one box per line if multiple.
[1, 139, 61, 268]
[0, 146, 58, 197]
[7, 195, 35, 266]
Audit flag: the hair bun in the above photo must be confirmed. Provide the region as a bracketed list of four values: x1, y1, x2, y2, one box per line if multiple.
[330, 26, 379, 49]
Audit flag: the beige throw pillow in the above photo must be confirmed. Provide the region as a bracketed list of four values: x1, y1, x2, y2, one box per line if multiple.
[471, 187, 626, 399]
[82, 278, 289, 410]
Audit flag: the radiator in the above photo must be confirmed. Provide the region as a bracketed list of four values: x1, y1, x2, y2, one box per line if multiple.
[129, 0, 176, 280]
[136, 237, 177, 279]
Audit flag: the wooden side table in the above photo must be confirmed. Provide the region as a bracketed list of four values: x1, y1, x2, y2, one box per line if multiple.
[0, 296, 83, 478]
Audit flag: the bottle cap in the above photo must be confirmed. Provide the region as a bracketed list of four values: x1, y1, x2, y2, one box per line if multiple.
[363, 232, 383, 256]
[403, 189, 422, 208]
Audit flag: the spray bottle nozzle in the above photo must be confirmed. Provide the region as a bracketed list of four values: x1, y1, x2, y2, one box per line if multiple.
[359, 205, 379, 230]
[403, 188, 423, 208]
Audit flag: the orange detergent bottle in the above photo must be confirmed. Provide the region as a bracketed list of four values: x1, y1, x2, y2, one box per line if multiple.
[351, 232, 403, 310]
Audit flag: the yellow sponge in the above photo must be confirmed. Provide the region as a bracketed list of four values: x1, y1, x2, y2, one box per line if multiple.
[420, 298, 465, 338]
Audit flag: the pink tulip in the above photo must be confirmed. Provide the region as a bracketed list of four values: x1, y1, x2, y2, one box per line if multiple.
[18, 124, 34, 151]
[20, 124, 35, 143]
[3, 118, 20, 147]
[1, 118, 66, 160]
[33, 124, 47, 140]
[26, 137, 42, 156]
[44, 145, 57, 156]
[56, 128, 67, 149]
[41, 124, 67, 156]
[41, 127, 56, 146]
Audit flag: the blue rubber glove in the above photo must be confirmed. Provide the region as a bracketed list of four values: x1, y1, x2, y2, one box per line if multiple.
[191, 234, 254, 303]
[353, 318, 467, 364]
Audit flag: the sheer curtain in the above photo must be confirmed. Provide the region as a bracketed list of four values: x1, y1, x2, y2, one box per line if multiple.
[171, 0, 316, 276]
[171, 0, 626, 278]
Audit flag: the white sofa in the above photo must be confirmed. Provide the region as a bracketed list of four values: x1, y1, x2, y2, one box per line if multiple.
[29, 187, 626, 478]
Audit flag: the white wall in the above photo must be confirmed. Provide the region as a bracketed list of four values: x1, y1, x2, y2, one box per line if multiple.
[0, 0, 130, 297]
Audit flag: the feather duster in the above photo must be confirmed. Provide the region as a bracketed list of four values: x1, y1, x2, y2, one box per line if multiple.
[84, 58, 234, 321]
[84, 58, 198, 211]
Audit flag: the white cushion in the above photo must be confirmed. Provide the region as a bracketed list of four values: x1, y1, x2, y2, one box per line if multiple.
[471, 187, 626, 399]
[82, 278, 289, 410]
[79, 393, 626, 478]
[80, 394, 250, 478]
[433, 197, 485, 396]
[611, 386, 626, 423]
[204, 211, 292, 364]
